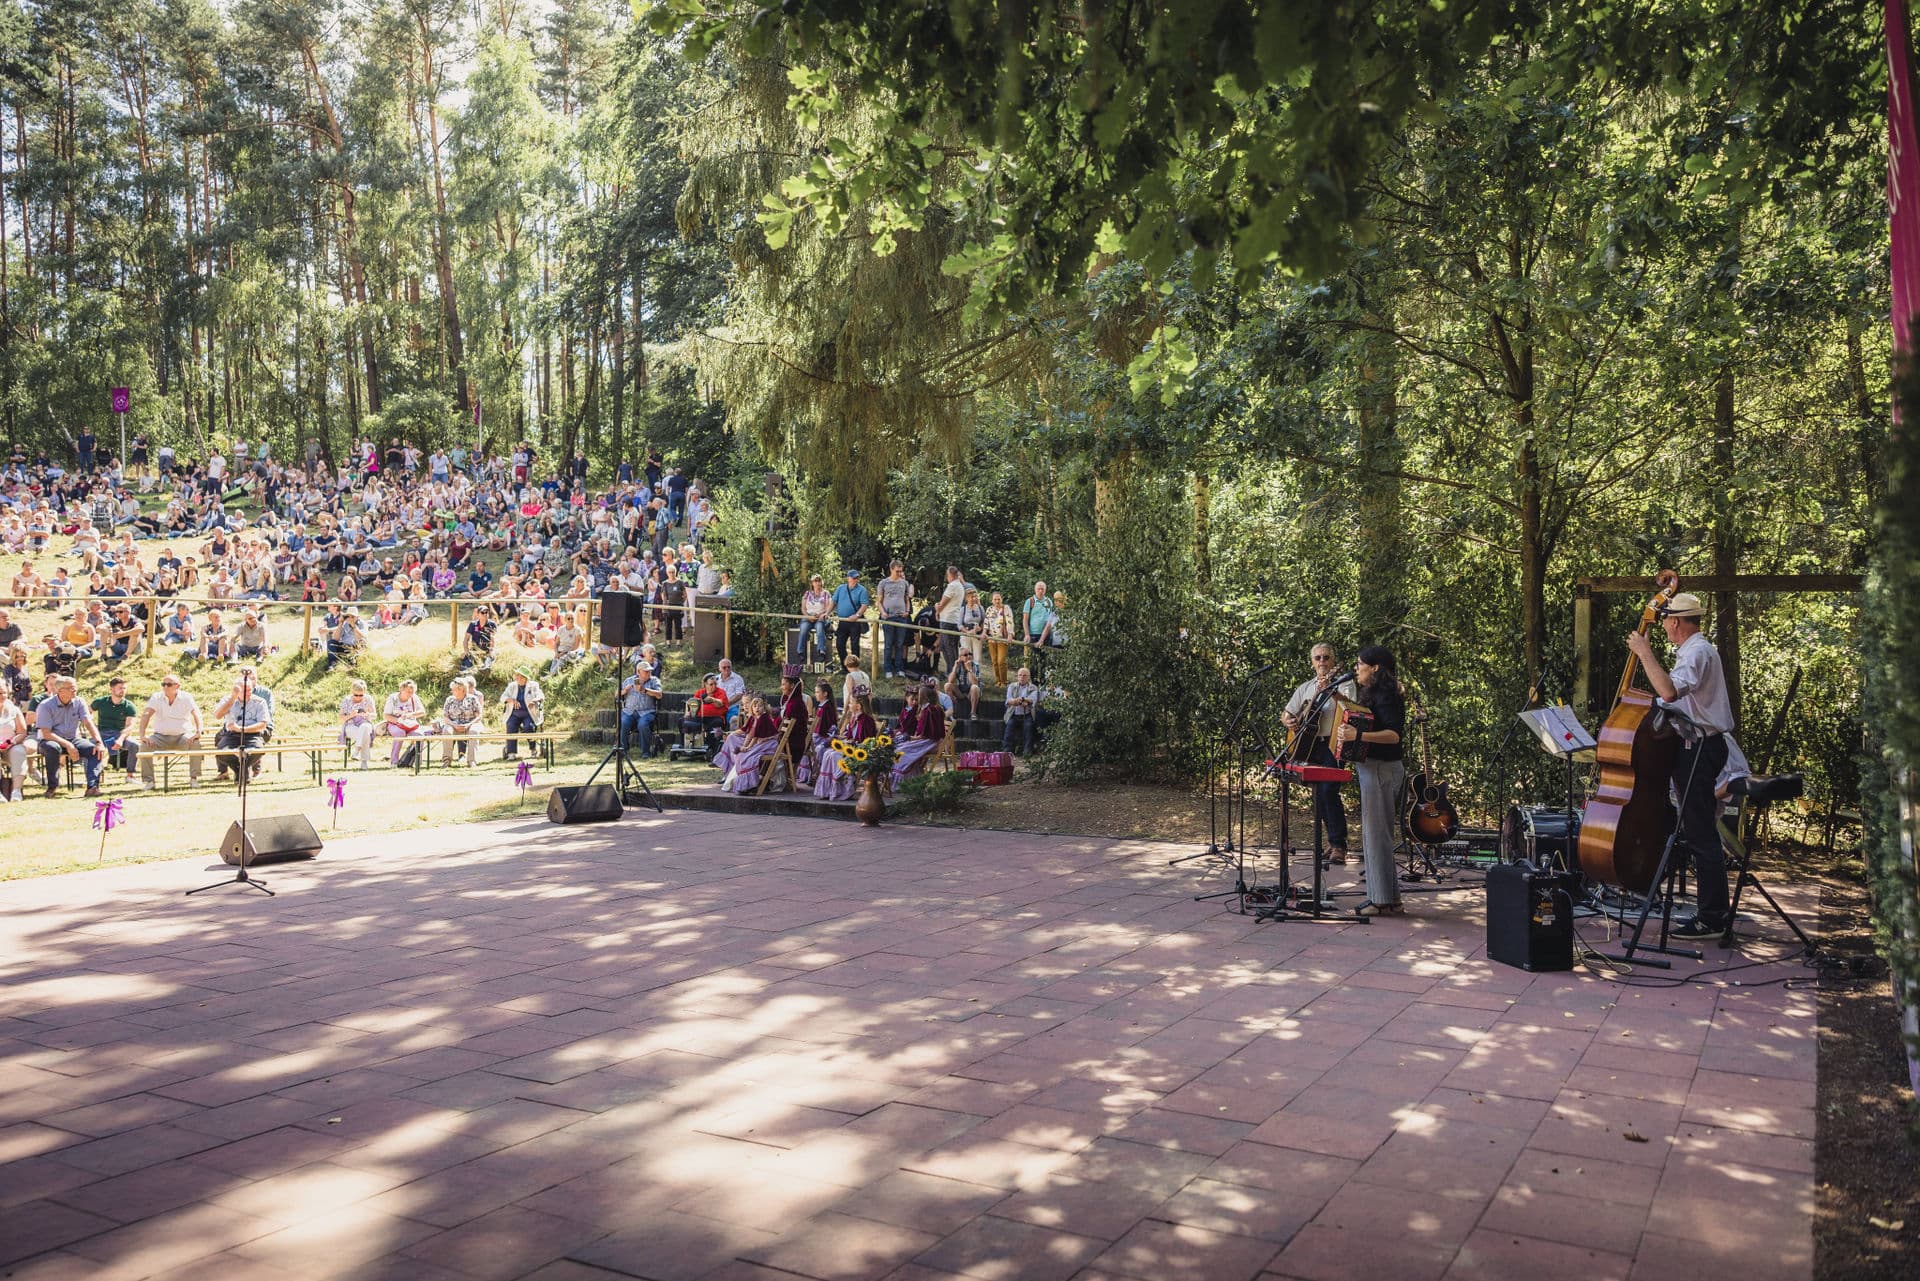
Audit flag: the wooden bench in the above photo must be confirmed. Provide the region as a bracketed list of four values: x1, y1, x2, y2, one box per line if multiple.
[143, 741, 331, 792]
[385, 730, 564, 773]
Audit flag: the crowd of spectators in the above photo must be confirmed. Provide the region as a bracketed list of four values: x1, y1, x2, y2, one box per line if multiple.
[0, 430, 1075, 799]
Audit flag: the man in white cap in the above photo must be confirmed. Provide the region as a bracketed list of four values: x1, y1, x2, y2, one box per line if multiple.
[1626, 591, 1735, 939]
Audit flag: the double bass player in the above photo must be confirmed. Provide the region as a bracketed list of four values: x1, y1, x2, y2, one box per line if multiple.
[1624, 592, 1735, 938]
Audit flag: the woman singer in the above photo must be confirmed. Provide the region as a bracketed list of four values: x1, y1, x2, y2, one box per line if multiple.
[1335, 645, 1407, 917]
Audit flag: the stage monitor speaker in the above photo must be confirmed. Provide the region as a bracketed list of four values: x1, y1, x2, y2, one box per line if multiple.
[221, 815, 322, 866]
[547, 784, 623, 825]
[691, 608, 727, 663]
[1485, 862, 1576, 972]
[599, 592, 647, 648]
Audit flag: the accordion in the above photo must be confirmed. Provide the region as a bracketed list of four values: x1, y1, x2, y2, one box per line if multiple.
[1333, 697, 1374, 764]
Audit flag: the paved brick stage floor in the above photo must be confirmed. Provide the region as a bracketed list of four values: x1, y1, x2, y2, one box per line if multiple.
[0, 810, 1819, 1281]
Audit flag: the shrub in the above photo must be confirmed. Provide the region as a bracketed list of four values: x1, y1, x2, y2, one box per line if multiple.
[894, 770, 979, 815]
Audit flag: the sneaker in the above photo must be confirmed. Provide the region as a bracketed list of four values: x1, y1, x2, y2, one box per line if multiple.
[141, 781, 156, 791]
[1671, 917, 1724, 938]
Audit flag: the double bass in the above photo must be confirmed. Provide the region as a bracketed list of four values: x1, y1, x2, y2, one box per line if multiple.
[1576, 569, 1683, 893]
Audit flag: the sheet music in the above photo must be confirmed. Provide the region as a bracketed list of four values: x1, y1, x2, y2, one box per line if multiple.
[1519, 705, 1598, 756]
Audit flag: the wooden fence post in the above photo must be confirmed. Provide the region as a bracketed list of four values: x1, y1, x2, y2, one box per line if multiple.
[302, 604, 313, 651]
[450, 601, 460, 650]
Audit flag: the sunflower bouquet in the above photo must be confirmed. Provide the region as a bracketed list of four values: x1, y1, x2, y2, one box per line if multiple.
[831, 732, 898, 782]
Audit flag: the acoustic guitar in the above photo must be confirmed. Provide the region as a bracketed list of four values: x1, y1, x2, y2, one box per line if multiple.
[1402, 702, 1459, 846]
[1576, 569, 1683, 893]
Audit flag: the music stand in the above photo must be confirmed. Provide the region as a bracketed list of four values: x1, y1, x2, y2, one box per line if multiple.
[1516, 705, 1596, 852]
[189, 670, 273, 897]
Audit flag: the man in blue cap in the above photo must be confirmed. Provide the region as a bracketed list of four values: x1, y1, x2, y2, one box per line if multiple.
[831, 569, 870, 663]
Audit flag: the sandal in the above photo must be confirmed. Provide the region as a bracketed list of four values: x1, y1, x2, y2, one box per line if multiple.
[1326, 847, 1348, 864]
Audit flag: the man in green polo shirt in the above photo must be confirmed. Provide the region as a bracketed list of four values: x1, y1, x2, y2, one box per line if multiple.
[90, 676, 140, 779]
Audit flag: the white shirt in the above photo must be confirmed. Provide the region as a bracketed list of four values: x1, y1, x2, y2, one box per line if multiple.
[1665, 631, 1734, 736]
[937, 579, 966, 625]
[1285, 674, 1357, 738]
[143, 690, 200, 737]
[718, 672, 745, 705]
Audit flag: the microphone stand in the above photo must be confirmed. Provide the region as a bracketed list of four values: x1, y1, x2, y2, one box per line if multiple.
[189, 669, 273, 896]
[1174, 661, 1270, 870]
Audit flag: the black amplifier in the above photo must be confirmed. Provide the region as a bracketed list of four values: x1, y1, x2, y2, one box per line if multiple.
[1486, 862, 1577, 972]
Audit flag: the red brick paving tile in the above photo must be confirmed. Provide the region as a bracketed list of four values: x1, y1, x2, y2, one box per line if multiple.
[1530, 1092, 1684, 1169]
[902, 1077, 1038, 1117]
[1088, 1219, 1281, 1281]
[987, 1176, 1167, 1242]
[1576, 1042, 1702, 1079]
[1680, 1099, 1816, 1140]
[1627, 1230, 1811, 1281]
[742, 1211, 942, 1281]
[674, 1167, 858, 1233]
[189, 1125, 358, 1179]
[832, 1170, 1008, 1235]
[520, 1262, 669, 1281]
[1312, 1178, 1485, 1243]
[1269, 1223, 1458, 1281]
[1505, 1149, 1661, 1208]
[0, 1250, 145, 1281]
[901, 1136, 1079, 1192]
[1243, 1110, 1396, 1163]
[0, 1198, 120, 1267]
[393, 1203, 607, 1280]
[1047, 1137, 1213, 1197]
[1151, 1177, 1322, 1243]
[1673, 1101, 1816, 1169]
[67, 1201, 281, 1277]
[1564, 1065, 1692, 1106]
[1103, 1106, 1252, 1157]
[971, 1104, 1115, 1153]
[1480, 1183, 1650, 1256]
[914, 1213, 1106, 1281]
[1413, 1088, 1551, 1132]
[210, 1160, 407, 1226]
[42, 1090, 206, 1138]
[0, 1154, 102, 1211]
[1442, 1226, 1632, 1281]
[0, 1121, 89, 1162]
[360, 1162, 536, 1229]
[50, 1157, 247, 1224]
[55, 1120, 230, 1176]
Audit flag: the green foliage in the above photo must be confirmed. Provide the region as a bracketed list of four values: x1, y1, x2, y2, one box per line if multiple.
[1040, 471, 1214, 783]
[894, 769, 978, 816]
[1861, 370, 1920, 1107]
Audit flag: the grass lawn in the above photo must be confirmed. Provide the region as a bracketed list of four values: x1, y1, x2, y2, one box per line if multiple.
[0, 747, 723, 879]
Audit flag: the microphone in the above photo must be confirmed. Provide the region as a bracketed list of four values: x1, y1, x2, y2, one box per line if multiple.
[1247, 662, 1274, 678]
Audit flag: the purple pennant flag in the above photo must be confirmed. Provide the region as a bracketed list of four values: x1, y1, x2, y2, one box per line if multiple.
[325, 778, 347, 810]
[91, 797, 124, 832]
[513, 761, 533, 789]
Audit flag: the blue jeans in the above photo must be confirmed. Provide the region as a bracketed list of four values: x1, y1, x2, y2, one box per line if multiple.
[41, 740, 102, 790]
[804, 618, 831, 660]
[882, 617, 910, 674]
[1002, 714, 1035, 756]
[504, 707, 539, 756]
[619, 710, 656, 756]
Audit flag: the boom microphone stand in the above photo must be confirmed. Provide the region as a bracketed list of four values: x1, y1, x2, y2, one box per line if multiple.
[189, 670, 272, 897]
[581, 642, 663, 812]
[1176, 662, 1271, 871]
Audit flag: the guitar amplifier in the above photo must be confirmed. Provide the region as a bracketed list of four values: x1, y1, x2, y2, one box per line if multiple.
[1486, 862, 1577, 972]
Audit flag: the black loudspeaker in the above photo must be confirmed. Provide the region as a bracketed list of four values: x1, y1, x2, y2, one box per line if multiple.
[547, 784, 623, 825]
[599, 592, 647, 647]
[1486, 862, 1576, 972]
[221, 815, 323, 866]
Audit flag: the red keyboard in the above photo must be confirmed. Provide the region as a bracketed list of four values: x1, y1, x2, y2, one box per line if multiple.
[1266, 761, 1354, 784]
